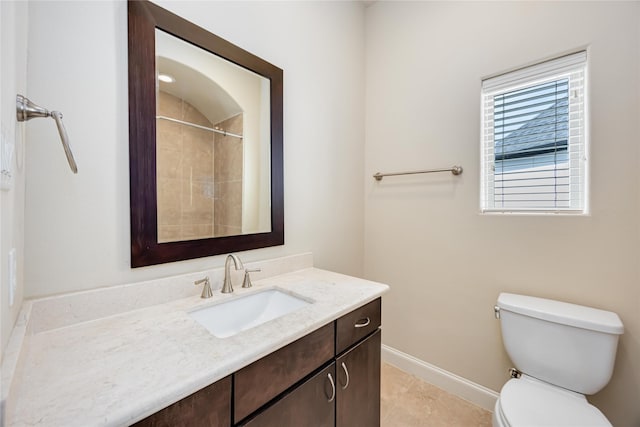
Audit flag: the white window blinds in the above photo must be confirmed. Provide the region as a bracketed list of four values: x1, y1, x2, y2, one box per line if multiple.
[481, 51, 587, 213]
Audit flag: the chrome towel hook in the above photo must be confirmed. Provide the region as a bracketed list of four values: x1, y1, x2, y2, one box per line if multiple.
[16, 94, 78, 173]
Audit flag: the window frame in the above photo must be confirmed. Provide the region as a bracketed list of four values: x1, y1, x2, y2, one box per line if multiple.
[480, 51, 589, 215]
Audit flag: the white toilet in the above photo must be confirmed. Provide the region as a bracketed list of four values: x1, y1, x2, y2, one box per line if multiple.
[493, 293, 624, 427]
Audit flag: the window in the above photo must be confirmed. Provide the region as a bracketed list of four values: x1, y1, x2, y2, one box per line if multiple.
[481, 51, 587, 213]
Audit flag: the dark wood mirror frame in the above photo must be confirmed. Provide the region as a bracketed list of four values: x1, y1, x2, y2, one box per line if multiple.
[128, 0, 284, 268]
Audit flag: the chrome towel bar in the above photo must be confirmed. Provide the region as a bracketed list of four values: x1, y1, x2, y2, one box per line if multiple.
[373, 166, 463, 181]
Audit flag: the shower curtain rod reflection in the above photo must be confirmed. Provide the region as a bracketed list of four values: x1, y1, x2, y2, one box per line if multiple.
[373, 166, 463, 181]
[156, 115, 243, 139]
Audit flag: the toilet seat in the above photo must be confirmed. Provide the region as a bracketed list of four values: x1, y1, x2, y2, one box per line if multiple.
[495, 376, 611, 427]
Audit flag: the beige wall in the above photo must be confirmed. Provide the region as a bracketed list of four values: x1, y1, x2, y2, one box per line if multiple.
[0, 1, 28, 361]
[23, 1, 365, 296]
[364, 2, 640, 426]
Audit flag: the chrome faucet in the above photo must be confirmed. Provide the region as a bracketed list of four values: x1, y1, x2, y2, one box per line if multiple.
[221, 254, 244, 293]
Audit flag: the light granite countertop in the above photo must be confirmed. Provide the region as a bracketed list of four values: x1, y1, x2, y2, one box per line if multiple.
[3, 258, 389, 427]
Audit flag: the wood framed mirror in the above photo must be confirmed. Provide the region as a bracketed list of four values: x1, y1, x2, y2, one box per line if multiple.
[128, 1, 283, 267]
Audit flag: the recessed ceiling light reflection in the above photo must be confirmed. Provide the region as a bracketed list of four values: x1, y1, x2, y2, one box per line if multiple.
[158, 74, 175, 83]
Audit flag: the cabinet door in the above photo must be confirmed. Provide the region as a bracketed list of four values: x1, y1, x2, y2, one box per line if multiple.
[132, 375, 231, 427]
[234, 323, 334, 422]
[336, 329, 381, 427]
[241, 363, 336, 427]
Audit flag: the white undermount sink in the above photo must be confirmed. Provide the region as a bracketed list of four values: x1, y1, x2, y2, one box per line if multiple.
[189, 289, 311, 338]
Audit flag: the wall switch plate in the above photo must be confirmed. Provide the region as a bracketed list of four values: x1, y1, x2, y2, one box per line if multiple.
[1, 123, 15, 191]
[9, 248, 16, 306]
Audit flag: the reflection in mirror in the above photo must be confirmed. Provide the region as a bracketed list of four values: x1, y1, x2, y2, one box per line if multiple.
[128, 0, 283, 267]
[155, 29, 271, 243]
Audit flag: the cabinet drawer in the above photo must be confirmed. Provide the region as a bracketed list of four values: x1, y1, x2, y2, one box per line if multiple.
[241, 363, 336, 427]
[336, 298, 381, 355]
[132, 375, 231, 427]
[234, 322, 335, 423]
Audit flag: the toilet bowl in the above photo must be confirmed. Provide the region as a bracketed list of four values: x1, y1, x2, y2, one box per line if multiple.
[493, 293, 624, 427]
[493, 376, 611, 426]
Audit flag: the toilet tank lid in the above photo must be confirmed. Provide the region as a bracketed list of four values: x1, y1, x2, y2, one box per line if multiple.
[497, 293, 624, 335]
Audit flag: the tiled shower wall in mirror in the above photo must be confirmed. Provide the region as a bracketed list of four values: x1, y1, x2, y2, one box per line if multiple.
[157, 91, 243, 242]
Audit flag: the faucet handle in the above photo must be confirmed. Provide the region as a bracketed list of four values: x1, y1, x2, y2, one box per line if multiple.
[242, 268, 261, 288]
[194, 276, 213, 299]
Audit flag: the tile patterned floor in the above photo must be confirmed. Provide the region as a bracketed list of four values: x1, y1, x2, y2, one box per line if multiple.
[381, 363, 493, 427]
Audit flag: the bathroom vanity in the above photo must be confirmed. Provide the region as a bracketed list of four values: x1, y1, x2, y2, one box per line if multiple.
[135, 299, 381, 426]
[2, 254, 389, 426]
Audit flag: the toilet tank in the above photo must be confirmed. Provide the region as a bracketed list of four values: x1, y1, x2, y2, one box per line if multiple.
[497, 293, 624, 395]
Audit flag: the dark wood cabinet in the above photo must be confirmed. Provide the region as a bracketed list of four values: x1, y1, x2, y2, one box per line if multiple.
[241, 363, 336, 427]
[131, 298, 382, 427]
[336, 330, 381, 427]
[234, 323, 335, 422]
[239, 299, 382, 427]
[132, 375, 231, 427]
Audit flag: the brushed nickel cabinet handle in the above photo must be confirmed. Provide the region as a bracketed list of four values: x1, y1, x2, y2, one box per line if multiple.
[354, 317, 370, 328]
[340, 362, 350, 390]
[327, 373, 336, 402]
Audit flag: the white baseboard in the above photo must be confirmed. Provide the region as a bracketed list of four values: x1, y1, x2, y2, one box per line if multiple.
[382, 344, 499, 412]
